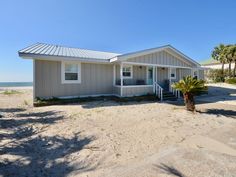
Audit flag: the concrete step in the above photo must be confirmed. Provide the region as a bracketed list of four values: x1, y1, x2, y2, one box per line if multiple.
[162, 91, 178, 101]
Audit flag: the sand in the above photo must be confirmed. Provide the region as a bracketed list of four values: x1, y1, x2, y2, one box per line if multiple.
[0, 84, 236, 177]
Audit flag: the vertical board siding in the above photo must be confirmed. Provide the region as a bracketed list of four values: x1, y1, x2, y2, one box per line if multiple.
[155, 68, 192, 87]
[122, 86, 153, 97]
[113, 86, 121, 95]
[35, 60, 114, 98]
[128, 51, 193, 67]
[156, 67, 169, 87]
[179, 68, 192, 78]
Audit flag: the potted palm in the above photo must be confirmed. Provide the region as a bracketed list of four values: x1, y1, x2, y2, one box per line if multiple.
[172, 76, 207, 112]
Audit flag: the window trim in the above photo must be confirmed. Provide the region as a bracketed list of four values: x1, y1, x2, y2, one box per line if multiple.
[61, 61, 81, 84]
[170, 68, 176, 79]
[122, 65, 133, 79]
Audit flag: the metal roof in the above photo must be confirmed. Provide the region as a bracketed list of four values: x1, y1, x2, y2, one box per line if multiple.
[19, 43, 120, 61]
[19, 43, 200, 66]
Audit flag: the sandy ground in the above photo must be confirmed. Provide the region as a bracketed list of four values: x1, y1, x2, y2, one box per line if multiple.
[0, 84, 236, 177]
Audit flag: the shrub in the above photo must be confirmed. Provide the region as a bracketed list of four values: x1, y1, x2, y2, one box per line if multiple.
[225, 78, 236, 84]
[206, 69, 225, 82]
[2, 90, 22, 95]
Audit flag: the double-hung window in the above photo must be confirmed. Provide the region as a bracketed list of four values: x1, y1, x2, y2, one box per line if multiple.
[170, 68, 176, 79]
[61, 61, 81, 84]
[122, 65, 133, 79]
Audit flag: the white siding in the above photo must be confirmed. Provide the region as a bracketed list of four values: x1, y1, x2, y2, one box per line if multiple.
[35, 60, 114, 98]
[128, 50, 194, 67]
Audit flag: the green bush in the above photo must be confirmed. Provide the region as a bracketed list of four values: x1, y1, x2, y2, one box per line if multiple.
[206, 68, 235, 82]
[2, 90, 22, 95]
[206, 69, 225, 82]
[225, 78, 236, 84]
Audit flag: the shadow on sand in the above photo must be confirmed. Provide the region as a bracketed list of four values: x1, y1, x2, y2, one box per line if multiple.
[154, 163, 185, 177]
[163, 85, 236, 106]
[0, 108, 26, 113]
[0, 109, 96, 177]
[34, 94, 157, 109]
[197, 109, 236, 119]
[195, 85, 236, 104]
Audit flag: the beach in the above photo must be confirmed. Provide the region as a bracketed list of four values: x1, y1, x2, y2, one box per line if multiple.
[0, 83, 236, 177]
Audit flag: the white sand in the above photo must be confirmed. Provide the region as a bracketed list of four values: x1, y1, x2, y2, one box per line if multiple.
[0, 86, 33, 91]
[0, 84, 236, 177]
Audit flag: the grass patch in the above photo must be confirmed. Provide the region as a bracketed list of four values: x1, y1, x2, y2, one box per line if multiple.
[225, 78, 236, 85]
[2, 90, 22, 95]
[34, 94, 157, 107]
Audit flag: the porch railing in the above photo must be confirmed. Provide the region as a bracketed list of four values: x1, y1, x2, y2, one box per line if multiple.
[154, 82, 163, 101]
[170, 81, 181, 98]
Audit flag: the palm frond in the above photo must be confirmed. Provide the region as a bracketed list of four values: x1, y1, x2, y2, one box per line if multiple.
[172, 76, 207, 94]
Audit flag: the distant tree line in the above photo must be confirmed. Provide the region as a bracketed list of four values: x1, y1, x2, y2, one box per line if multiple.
[211, 44, 236, 80]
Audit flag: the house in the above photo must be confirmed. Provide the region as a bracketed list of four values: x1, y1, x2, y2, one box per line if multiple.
[201, 58, 235, 70]
[18, 43, 204, 101]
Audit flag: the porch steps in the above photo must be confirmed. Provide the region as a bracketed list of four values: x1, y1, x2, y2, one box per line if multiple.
[162, 91, 178, 101]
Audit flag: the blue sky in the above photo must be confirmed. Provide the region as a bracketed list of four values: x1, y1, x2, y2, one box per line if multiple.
[0, 0, 235, 82]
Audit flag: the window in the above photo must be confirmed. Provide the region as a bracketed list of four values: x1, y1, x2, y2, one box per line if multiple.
[122, 65, 133, 79]
[193, 69, 198, 79]
[61, 62, 81, 84]
[170, 68, 176, 79]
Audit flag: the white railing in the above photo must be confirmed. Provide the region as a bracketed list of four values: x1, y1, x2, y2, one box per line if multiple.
[170, 82, 181, 99]
[154, 82, 163, 101]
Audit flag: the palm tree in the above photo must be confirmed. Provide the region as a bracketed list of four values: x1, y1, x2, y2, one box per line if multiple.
[222, 45, 234, 77]
[229, 45, 236, 77]
[211, 44, 226, 79]
[172, 76, 207, 112]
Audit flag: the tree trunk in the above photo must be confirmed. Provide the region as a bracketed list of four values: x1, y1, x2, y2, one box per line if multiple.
[229, 61, 232, 77]
[183, 93, 195, 112]
[221, 62, 225, 81]
[234, 61, 236, 78]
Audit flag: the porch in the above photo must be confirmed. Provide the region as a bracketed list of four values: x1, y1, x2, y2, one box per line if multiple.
[113, 63, 192, 100]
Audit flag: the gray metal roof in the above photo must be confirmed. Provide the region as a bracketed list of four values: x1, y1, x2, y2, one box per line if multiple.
[19, 43, 200, 67]
[19, 43, 120, 61]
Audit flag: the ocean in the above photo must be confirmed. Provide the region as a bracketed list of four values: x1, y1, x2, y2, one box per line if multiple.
[0, 82, 33, 87]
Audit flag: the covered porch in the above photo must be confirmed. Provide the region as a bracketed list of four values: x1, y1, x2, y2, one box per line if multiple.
[113, 62, 192, 99]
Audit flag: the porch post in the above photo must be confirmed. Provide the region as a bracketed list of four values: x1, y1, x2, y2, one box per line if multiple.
[113, 64, 116, 86]
[152, 66, 155, 93]
[120, 63, 123, 97]
[168, 67, 171, 91]
[179, 68, 182, 80]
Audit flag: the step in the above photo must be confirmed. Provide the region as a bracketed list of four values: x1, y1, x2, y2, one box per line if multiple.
[162, 91, 178, 101]
[163, 93, 176, 96]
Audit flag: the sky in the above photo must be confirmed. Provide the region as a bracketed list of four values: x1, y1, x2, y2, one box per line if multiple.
[0, 0, 235, 82]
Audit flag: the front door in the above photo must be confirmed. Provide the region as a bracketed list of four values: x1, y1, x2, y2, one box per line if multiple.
[147, 67, 153, 85]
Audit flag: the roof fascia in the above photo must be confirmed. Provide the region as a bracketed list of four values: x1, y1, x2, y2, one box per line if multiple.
[19, 53, 110, 63]
[113, 45, 200, 67]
